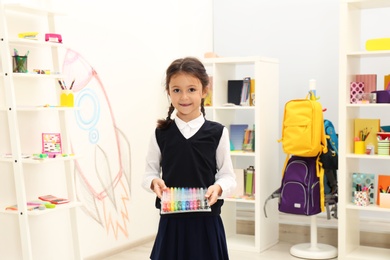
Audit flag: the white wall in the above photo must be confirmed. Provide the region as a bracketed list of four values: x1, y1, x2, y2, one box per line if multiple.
[213, 0, 339, 128]
[55, 0, 213, 258]
[0, 0, 213, 259]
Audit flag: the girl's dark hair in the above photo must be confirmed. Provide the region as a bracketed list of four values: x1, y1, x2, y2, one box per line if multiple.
[157, 57, 209, 129]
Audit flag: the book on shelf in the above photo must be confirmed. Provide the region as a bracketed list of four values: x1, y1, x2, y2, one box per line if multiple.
[229, 124, 248, 151]
[240, 77, 251, 106]
[204, 76, 213, 106]
[227, 78, 255, 106]
[249, 78, 255, 106]
[355, 74, 377, 94]
[227, 80, 243, 105]
[242, 128, 255, 152]
[384, 74, 390, 90]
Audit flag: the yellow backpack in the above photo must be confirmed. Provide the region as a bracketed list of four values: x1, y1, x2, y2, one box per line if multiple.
[278, 96, 328, 212]
[279, 98, 327, 156]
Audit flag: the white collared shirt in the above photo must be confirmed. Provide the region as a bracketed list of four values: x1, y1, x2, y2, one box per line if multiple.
[142, 114, 236, 199]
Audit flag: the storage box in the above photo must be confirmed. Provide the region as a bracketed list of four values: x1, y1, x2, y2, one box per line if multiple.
[371, 90, 390, 103]
[350, 82, 364, 104]
[379, 193, 390, 208]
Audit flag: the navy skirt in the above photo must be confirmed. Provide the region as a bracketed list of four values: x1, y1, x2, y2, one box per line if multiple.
[150, 213, 229, 260]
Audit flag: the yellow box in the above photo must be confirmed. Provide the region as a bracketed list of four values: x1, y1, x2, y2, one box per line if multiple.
[366, 38, 390, 51]
[379, 193, 390, 208]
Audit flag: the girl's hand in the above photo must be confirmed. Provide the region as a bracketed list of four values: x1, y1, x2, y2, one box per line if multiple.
[151, 178, 167, 198]
[205, 184, 222, 206]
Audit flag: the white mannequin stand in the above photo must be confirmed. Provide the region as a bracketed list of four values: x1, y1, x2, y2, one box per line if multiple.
[290, 215, 338, 259]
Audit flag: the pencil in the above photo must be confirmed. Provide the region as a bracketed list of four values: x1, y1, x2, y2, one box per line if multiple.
[58, 80, 64, 90]
[70, 79, 75, 90]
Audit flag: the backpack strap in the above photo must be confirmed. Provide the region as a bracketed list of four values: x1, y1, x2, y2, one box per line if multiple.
[263, 187, 281, 218]
[316, 155, 325, 212]
[281, 153, 291, 177]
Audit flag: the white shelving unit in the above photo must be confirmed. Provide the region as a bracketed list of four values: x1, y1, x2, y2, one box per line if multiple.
[339, 1, 390, 259]
[0, 3, 81, 260]
[202, 56, 280, 252]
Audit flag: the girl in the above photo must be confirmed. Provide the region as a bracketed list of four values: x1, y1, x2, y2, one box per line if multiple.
[142, 57, 236, 260]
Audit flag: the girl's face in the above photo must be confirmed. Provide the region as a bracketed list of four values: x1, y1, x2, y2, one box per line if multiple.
[168, 73, 206, 122]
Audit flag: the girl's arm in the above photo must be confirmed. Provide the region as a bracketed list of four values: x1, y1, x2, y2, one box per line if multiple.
[142, 132, 164, 194]
[214, 127, 237, 199]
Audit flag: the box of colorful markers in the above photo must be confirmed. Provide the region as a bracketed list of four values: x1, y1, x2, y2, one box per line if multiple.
[161, 187, 211, 214]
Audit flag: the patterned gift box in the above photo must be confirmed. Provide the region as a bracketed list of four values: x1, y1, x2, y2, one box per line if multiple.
[350, 81, 364, 104]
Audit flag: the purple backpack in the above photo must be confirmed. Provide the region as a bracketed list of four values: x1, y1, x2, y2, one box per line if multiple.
[279, 156, 321, 216]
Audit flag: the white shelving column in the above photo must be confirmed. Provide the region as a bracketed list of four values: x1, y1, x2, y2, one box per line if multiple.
[339, 1, 390, 259]
[0, 3, 82, 259]
[203, 56, 280, 253]
[0, 3, 32, 259]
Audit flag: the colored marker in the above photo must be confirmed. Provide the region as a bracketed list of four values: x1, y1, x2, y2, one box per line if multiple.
[200, 188, 205, 209]
[170, 187, 175, 212]
[196, 188, 201, 209]
[185, 188, 190, 210]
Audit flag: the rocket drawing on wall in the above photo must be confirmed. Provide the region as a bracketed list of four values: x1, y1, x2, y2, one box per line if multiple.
[62, 49, 131, 239]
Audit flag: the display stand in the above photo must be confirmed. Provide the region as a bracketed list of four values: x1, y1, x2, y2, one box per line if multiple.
[290, 215, 337, 259]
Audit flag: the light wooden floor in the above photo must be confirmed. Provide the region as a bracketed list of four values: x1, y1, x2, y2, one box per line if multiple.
[103, 240, 338, 260]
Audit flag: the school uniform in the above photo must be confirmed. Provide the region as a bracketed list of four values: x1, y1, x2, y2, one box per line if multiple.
[143, 115, 236, 260]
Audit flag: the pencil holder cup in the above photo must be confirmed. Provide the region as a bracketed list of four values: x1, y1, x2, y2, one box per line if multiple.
[60, 90, 74, 107]
[354, 141, 365, 154]
[379, 193, 390, 208]
[377, 140, 390, 155]
[354, 191, 370, 206]
[12, 55, 27, 73]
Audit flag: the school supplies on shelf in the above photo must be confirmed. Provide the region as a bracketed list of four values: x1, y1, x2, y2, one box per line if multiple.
[18, 31, 39, 39]
[38, 195, 70, 204]
[42, 133, 62, 158]
[45, 33, 62, 43]
[377, 175, 390, 206]
[352, 173, 375, 204]
[12, 49, 29, 73]
[354, 118, 380, 153]
[160, 187, 211, 214]
[3, 153, 30, 158]
[5, 200, 56, 211]
[244, 166, 255, 196]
